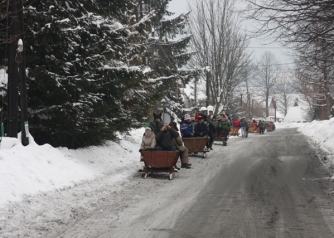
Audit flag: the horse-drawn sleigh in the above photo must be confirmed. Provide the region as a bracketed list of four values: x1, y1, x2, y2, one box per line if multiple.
[138, 150, 179, 180]
[182, 137, 209, 158]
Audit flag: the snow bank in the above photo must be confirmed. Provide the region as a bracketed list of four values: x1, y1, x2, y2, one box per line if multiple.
[298, 118, 334, 157]
[0, 129, 144, 208]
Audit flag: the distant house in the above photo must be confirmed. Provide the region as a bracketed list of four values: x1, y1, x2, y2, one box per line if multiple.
[267, 97, 284, 122]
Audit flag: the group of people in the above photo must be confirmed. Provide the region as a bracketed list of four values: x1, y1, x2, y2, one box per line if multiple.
[139, 112, 270, 170]
[236, 118, 268, 137]
[139, 120, 192, 169]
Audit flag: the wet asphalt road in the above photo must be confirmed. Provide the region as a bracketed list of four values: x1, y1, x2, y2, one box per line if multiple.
[170, 128, 334, 238]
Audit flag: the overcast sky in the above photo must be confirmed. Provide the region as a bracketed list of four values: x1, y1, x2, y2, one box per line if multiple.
[168, 0, 294, 70]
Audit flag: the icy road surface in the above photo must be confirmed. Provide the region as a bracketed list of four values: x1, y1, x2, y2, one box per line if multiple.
[2, 128, 334, 237]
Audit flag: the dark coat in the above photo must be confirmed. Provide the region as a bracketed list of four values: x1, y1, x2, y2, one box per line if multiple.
[206, 121, 216, 137]
[156, 128, 179, 150]
[258, 121, 265, 128]
[194, 122, 209, 136]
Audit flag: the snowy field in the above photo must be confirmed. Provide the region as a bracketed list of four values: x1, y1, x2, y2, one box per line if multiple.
[0, 119, 334, 209]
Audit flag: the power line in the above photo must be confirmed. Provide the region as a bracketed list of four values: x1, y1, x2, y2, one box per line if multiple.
[246, 46, 286, 49]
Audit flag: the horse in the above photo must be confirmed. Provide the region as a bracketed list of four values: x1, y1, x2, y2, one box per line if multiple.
[149, 112, 163, 134]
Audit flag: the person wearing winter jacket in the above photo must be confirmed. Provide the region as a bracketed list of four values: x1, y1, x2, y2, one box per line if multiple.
[239, 118, 247, 138]
[194, 116, 209, 137]
[245, 119, 249, 138]
[180, 114, 194, 137]
[252, 120, 258, 128]
[217, 117, 231, 145]
[203, 115, 216, 150]
[258, 120, 265, 134]
[140, 127, 156, 151]
[212, 116, 218, 130]
[169, 122, 191, 169]
[233, 117, 240, 128]
[155, 123, 179, 150]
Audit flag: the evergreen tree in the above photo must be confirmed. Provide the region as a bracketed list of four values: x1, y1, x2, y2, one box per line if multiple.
[141, 0, 195, 118]
[20, 0, 160, 148]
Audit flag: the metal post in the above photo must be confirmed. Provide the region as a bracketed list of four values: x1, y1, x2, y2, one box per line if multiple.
[17, 0, 29, 146]
[274, 100, 277, 122]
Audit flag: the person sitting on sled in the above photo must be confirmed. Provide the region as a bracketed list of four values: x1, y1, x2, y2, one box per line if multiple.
[155, 123, 179, 151]
[194, 116, 208, 137]
[180, 114, 194, 137]
[139, 127, 156, 152]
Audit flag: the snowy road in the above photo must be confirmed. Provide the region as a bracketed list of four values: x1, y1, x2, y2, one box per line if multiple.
[2, 128, 334, 237]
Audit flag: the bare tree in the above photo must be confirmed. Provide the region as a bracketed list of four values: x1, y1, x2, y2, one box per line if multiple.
[273, 71, 294, 116]
[243, 0, 334, 119]
[254, 51, 280, 117]
[294, 45, 334, 120]
[188, 0, 251, 115]
[245, 0, 334, 52]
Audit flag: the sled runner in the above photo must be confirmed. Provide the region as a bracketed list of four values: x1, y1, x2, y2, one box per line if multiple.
[139, 150, 179, 180]
[182, 137, 209, 158]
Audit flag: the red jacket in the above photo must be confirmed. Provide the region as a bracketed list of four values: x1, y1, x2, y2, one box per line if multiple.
[233, 118, 239, 127]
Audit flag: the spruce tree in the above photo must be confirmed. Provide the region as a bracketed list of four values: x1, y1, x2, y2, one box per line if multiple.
[21, 0, 160, 148]
[141, 0, 195, 118]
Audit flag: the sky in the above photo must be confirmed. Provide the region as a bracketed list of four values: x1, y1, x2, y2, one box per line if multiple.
[168, 0, 294, 69]
[0, 118, 333, 209]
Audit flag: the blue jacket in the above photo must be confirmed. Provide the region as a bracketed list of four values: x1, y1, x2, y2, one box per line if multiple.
[180, 121, 193, 137]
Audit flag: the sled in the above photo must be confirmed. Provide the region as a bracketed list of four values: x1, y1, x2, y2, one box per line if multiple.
[229, 127, 240, 136]
[265, 121, 274, 132]
[214, 131, 229, 146]
[183, 137, 209, 158]
[139, 150, 179, 180]
[248, 127, 257, 133]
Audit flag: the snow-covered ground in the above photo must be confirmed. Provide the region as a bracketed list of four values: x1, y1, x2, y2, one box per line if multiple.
[0, 130, 144, 209]
[0, 119, 334, 210]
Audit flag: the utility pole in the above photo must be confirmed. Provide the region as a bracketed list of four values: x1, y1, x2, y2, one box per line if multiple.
[274, 99, 277, 122]
[252, 99, 254, 118]
[194, 77, 197, 106]
[206, 67, 210, 108]
[248, 93, 251, 119]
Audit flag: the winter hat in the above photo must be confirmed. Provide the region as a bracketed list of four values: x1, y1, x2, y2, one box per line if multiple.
[145, 127, 151, 131]
[184, 114, 191, 120]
